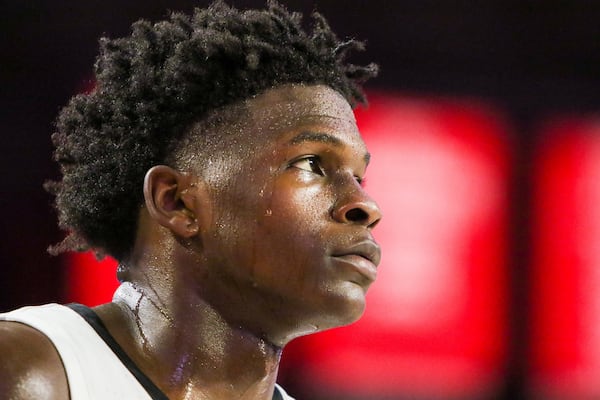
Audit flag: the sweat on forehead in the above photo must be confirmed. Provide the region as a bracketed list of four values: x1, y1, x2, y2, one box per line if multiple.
[170, 84, 356, 169]
[246, 85, 356, 130]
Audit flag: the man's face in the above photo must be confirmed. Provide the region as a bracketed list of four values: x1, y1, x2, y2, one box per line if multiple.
[192, 85, 382, 344]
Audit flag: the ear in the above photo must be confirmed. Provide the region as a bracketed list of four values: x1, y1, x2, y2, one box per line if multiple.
[143, 165, 202, 239]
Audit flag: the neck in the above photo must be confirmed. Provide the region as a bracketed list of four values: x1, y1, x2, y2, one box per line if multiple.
[97, 277, 282, 400]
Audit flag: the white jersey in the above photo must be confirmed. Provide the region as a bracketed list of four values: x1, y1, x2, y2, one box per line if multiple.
[0, 304, 294, 400]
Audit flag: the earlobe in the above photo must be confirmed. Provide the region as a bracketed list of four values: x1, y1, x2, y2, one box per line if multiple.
[143, 165, 200, 238]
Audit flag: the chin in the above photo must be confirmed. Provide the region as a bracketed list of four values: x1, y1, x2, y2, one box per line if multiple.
[316, 284, 368, 330]
[276, 293, 366, 345]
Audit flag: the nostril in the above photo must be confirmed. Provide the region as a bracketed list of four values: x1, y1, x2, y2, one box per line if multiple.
[368, 218, 380, 229]
[345, 208, 369, 223]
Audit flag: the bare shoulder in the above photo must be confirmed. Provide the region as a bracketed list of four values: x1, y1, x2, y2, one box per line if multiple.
[0, 321, 69, 400]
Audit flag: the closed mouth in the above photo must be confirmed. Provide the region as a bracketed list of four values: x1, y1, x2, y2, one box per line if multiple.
[332, 240, 381, 266]
[331, 240, 381, 282]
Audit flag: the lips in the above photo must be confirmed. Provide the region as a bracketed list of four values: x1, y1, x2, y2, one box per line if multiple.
[331, 240, 382, 282]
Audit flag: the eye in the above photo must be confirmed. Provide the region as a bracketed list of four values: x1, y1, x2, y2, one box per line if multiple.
[291, 156, 325, 176]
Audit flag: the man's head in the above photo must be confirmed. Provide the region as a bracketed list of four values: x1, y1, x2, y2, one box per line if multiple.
[141, 84, 382, 342]
[47, 0, 377, 261]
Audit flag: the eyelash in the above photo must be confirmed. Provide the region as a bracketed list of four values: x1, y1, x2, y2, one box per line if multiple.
[291, 155, 366, 186]
[292, 156, 324, 176]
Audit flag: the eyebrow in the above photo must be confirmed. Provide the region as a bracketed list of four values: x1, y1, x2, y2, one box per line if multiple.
[288, 131, 371, 165]
[289, 131, 342, 146]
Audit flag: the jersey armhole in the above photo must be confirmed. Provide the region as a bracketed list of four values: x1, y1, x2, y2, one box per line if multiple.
[67, 303, 169, 400]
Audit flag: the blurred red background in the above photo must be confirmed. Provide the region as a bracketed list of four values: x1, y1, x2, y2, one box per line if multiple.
[5, 2, 600, 399]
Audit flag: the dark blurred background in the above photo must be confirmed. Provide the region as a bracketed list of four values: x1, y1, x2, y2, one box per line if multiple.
[3, 1, 600, 399]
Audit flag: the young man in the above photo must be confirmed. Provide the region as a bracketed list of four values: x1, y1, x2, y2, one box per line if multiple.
[0, 1, 381, 399]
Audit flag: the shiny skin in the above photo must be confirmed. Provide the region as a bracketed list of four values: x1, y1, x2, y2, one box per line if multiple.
[0, 322, 69, 399]
[194, 85, 382, 345]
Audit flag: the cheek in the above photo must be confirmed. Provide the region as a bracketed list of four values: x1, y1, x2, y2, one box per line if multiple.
[203, 173, 285, 268]
[207, 171, 335, 285]
[254, 184, 333, 275]
[263, 182, 328, 235]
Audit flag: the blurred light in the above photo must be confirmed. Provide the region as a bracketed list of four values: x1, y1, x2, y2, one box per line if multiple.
[63, 252, 118, 306]
[530, 116, 600, 399]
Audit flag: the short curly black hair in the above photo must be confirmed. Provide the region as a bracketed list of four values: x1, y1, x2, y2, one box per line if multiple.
[46, 0, 378, 261]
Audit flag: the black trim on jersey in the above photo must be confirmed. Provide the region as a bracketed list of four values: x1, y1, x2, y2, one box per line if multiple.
[67, 303, 287, 400]
[66, 303, 169, 400]
[273, 387, 284, 400]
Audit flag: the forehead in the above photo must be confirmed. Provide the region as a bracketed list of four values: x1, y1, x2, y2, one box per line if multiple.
[244, 84, 359, 140]
[248, 84, 354, 120]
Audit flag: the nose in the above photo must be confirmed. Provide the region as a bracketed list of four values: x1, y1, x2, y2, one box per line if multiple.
[332, 182, 382, 229]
